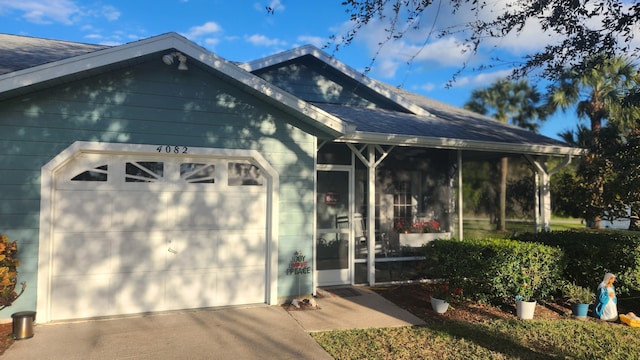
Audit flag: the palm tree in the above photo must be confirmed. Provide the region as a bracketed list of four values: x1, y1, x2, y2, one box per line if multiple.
[549, 54, 640, 132]
[548, 54, 640, 229]
[465, 79, 550, 231]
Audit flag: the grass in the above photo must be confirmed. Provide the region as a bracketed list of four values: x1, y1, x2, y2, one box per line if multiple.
[312, 219, 635, 359]
[460, 218, 584, 240]
[311, 317, 640, 359]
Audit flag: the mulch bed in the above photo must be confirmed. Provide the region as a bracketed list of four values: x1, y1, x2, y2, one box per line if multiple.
[372, 284, 574, 324]
[372, 283, 640, 326]
[0, 322, 14, 356]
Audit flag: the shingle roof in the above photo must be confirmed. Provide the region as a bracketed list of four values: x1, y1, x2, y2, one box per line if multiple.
[243, 45, 581, 155]
[315, 81, 570, 149]
[314, 102, 567, 148]
[0, 34, 110, 75]
[0, 34, 581, 155]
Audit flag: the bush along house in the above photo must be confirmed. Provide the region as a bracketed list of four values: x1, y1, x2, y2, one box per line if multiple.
[0, 33, 583, 323]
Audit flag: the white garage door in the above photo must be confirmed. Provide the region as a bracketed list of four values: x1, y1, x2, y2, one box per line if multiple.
[49, 152, 268, 320]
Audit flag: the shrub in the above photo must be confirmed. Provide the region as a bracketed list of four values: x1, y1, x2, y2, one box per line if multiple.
[423, 238, 564, 304]
[0, 233, 25, 310]
[514, 230, 640, 295]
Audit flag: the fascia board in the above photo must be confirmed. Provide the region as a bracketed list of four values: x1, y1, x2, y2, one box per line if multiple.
[340, 132, 587, 157]
[240, 44, 432, 117]
[0, 33, 178, 91]
[0, 33, 347, 136]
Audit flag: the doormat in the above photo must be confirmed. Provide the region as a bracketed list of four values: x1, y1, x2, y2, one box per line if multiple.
[324, 287, 362, 298]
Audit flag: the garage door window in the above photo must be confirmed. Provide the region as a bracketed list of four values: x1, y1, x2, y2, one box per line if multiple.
[71, 165, 108, 182]
[125, 161, 164, 182]
[228, 163, 263, 186]
[180, 163, 216, 184]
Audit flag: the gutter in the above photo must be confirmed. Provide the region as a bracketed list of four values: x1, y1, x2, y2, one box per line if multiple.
[339, 132, 586, 157]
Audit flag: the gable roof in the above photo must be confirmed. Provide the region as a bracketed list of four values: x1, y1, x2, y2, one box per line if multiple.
[240, 45, 432, 117]
[0, 33, 347, 137]
[0, 34, 583, 157]
[0, 34, 111, 75]
[243, 45, 583, 157]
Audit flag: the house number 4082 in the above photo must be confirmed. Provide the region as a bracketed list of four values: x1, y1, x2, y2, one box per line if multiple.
[156, 145, 188, 154]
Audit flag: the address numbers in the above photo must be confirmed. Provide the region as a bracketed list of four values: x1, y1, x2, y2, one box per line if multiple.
[156, 145, 188, 154]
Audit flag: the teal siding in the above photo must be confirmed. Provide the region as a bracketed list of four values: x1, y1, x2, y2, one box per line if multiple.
[0, 58, 320, 316]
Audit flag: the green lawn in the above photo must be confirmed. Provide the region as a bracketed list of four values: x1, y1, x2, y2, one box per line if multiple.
[313, 219, 640, 359]
[460, 218, 584, 240]
[312, 316, 640, 359]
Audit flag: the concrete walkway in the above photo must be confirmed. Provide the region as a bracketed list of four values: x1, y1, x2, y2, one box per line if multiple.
[3, 287, 425, 359]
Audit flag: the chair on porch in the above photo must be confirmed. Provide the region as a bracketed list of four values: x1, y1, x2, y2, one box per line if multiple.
[336, 213, 387, 256]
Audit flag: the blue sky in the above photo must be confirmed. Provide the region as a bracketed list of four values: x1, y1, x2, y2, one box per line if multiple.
[0, 0, 608, 140]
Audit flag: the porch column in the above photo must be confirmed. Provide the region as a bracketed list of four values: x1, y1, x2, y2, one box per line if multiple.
[347, 143, 393, 286]
[367, 145, 376, 285]
[526, 158, 551, 232]
[457, 150, 463, 240]
[526, 155, 572, 233]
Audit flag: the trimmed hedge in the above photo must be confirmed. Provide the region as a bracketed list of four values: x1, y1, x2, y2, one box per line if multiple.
[423, 238, 565, 304]
[513, 230, 640, 295]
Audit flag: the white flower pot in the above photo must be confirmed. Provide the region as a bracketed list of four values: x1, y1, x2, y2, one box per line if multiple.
[430, 297, 449, 314]
[516, 299, 536, 319]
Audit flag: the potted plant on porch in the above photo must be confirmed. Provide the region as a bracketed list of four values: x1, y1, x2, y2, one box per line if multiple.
[562, 282, 594, 319]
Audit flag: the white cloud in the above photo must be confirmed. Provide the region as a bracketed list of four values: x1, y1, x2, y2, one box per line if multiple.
[184, 21, 222, 39]
[204, 38, 220, 48]
[101, 5, 120, 21]
[452, 69, 514, 89]
[418, 83, 436, 92]
[84, 33, 103, 40]
[332, 0, 568, 80]
[245, 33, 285, 47]
[296, 35, 325, 48]
[0, 0, 79, 24]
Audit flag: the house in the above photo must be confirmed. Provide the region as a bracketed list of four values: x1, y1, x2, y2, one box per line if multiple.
[0, 33, 582, 323]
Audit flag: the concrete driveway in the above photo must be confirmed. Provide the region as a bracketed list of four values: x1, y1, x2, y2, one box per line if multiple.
[3, 287, 425, 359]
[3, 306, 333, 360]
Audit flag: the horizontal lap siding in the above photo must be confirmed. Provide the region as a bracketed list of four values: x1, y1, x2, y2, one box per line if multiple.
[0, 58, 318, 316]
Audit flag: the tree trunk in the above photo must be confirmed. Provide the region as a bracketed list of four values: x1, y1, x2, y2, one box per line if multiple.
[498, 157, 508, 231]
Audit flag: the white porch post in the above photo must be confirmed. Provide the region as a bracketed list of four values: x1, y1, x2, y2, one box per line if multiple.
[347, 143, 393, 286]
[534, 172, 541, 233]
[539, 170, 552, 232]
[526, 155, 572, 232]
[367, 145, 376, 285]
[527, 158, 551, 232]
[457, 150, 464, 240]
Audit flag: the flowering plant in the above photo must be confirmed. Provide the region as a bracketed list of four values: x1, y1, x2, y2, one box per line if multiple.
[515, 270, 538, 302]
[394, 218, 441, 233]
[0, 233, 26, 310]
[427, 283, 463, 302]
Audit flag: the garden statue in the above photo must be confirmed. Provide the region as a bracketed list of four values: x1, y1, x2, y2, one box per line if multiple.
[594, 273, 618, 321]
